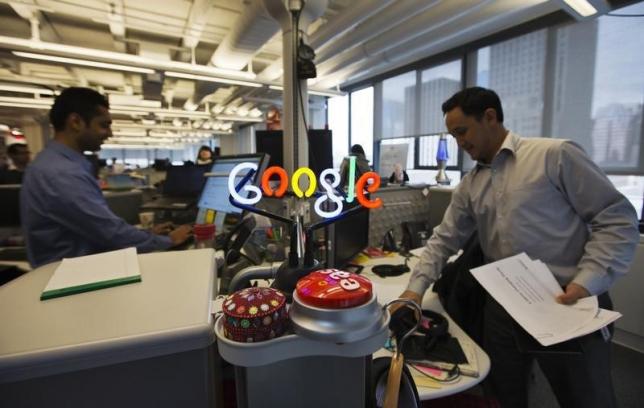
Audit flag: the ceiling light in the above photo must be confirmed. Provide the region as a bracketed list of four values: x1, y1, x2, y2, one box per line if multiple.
[0, 84, 55, 95]
[268, 84, 343, 97]
[0, 101, 50, 110]
[13, 52, 155, 74]
[308, 89, 345, 97]
[165, 71, 262, 88]
[0, 36, 256, 80]
[562, 0, 597, 17]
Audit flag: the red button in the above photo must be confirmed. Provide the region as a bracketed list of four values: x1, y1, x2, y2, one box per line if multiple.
[296, 269, 373, 309]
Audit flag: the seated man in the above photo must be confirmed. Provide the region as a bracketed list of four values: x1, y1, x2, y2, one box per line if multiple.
[0, 136, 31, 185]
[20, 87, 191, 268]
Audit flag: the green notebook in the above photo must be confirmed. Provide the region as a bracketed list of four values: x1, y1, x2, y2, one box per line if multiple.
[41, 247, 141, 300]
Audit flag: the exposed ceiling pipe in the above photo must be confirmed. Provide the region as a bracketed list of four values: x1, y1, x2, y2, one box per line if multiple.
[321, 0, 556, 90]
[257, 0, 393, 81]
[182, 0, 215, 49]
[316, 0, 487, 78]
[315, 0, 442, 66]
[210, 0, 280, 70]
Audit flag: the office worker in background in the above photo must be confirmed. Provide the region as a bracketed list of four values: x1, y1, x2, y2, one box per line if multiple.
[388, 163, 409, 185]
[339, 144, 372, 188]
[196, 145, 214, 165]
[396, 87, 638, 408]
[20, 87, 192, 268]
[0, 141, 31, 184]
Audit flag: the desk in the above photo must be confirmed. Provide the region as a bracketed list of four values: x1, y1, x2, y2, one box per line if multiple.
[360, 248, 491, 400]
[0, 249, 218, 408]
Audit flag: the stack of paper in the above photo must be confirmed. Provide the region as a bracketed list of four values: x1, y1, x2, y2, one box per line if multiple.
[470, 253, 620, 346]
[41, 247, 141, 300]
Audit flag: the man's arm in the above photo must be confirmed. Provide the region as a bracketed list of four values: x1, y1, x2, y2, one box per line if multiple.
[550, 141, 639, 298]
[404, 180, 476, 299]
[46, 171, 177, 252]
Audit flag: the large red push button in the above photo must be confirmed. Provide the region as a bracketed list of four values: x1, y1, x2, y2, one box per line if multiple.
[296, 269, 373, 309]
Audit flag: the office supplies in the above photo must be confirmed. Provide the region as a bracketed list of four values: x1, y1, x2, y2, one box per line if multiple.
[41, 247, 141, 300]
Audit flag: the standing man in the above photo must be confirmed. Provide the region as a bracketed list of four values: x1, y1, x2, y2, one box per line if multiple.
[398, 87, 638, 407]
[21, 87, 192, 268]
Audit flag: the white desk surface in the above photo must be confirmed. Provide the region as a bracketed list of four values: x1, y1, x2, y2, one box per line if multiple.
[0, 248, 216, 383]
[360, 248, 491, 400]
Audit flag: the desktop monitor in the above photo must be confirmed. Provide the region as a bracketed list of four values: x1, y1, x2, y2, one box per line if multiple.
[163, 165, 209, 197]
[0, 185, 21, 227]
[197, 154, 267, 215]
[328, 200, 370, 268]
[255, 129, 333, 177]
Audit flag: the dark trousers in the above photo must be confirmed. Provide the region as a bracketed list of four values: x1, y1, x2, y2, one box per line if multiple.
[483, 294, 617, 408]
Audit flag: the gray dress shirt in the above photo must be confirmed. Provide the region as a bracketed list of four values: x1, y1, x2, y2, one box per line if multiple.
[407, 132, 639, 297]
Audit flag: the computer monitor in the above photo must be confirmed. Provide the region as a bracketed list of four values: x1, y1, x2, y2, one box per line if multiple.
[329, 200, 370, 268]
[0, 185, 21, 227]
[163, 165, 209, 197]
[197, 154, 267, 215]
[255, 129, 333, 177]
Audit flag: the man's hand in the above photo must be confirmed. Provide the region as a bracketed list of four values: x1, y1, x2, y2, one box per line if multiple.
[151, 222, 174, 235]
[168, 224, 193, 246]
[556, 283, 590, 305]
[388, 290, 423, 316]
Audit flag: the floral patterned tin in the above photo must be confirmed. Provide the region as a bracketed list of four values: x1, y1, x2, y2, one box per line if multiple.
[221, 287, 288, 343]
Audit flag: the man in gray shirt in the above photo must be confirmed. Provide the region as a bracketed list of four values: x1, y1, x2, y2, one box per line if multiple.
[399, 87, 638, 407]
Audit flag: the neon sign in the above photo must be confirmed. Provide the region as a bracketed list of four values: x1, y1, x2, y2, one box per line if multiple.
[229, 161, 382, 218]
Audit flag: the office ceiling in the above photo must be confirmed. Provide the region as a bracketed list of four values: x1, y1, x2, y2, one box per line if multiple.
[0, 0, 627, 144]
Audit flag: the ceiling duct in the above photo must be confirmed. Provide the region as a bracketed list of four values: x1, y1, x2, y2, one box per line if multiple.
[329, 0, 556, 90]
[316, 0, 482, 78]
[210, 0, 280, 70]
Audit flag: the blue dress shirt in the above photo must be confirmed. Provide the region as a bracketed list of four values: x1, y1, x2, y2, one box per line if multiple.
[21, 141, 172, 268]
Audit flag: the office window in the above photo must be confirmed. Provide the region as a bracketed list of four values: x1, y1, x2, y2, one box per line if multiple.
[420, 60, 462, 135]
[477, 29, 547, 137]
[328, 94, 349, 168]
[350, 87, 374, 161]
[551, 3, 644, 173]
[382, 71, 416, 138]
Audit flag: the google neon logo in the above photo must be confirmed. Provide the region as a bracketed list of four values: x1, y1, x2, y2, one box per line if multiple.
[228, 161, 382, 219]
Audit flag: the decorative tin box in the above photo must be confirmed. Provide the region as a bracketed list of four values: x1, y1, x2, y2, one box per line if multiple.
[222, 287, 288, 343]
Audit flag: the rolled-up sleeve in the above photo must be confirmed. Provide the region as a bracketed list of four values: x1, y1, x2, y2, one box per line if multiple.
[45, 171, 172, 254]
[406, 181, 476, 296]
[550, 141, 639, 295]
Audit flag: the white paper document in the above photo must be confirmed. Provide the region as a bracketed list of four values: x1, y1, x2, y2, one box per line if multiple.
[470, 253, 620, 346]
[42, 247, 141, 299]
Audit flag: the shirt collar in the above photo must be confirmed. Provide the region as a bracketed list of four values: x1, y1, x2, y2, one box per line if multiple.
[474, 131, 519, 172]
[48, 140, 93, 172]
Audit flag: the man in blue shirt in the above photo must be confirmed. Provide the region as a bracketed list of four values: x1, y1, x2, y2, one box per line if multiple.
[21, 87, 192, 268]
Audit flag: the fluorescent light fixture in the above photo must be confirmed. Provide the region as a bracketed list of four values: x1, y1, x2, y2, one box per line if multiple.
[13, 52, 155, 74]
[309, 89, 344, 97]
[563, 0, 597, 17]
[0, 84, 55, 95]
[268, 84, 343, 97]
[215, 115, 262, 123]
[0, 101, 50, 110]
[165, 71, 262, 88]
[0, 36, 256, 80]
